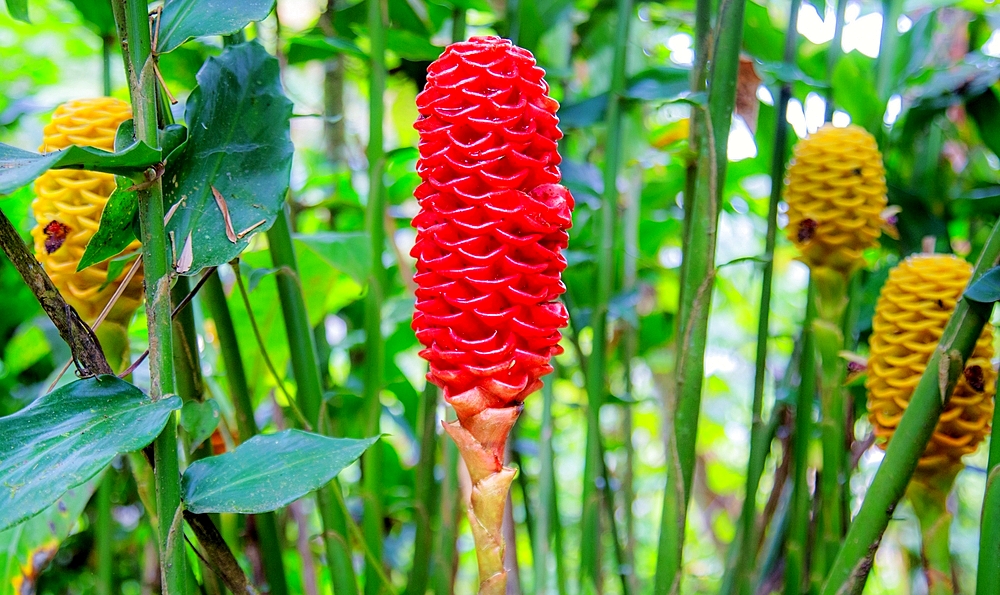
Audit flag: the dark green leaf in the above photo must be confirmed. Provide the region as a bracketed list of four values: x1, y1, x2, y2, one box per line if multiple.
[163, 42, 293, 275]
[77, 179, 138, 271]
[559, 68, 691, 128]
[0, 140, 161, 196]
[0, 375, 181, 531]
[157, 0, 275, 54]
[238, 261, 280, 292]
[964, 266, 1000, 304]
[182, 429, 378, 514]
[286, 35, 367, 65]
[967, 87, 1000, 158]
[294, 232, 371, 285]
[98, 252, 139, 291]
[0, 474, 103, 591]
[386, 29, 443, 61]
[65, 0, 115, 36]
[4, 0, 28, 22]
[180, 400, 221, 455]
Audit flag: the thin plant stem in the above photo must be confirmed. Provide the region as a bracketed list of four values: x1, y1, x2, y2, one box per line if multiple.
[533, 376, 556, 593]
[976, 395, 1000, 594]
[432, 407, 461, 595]
[406, 381, 440, 595]
[729, 1, 799, 590]
[824, 0, 848, 121]
[655, 0, 747, 590]
[786, 278, 816, 595]
[910, 476, 957, 595]
[620, 168, 639, 592]
[198, 271, 290, 595]
[821, 217, 1000, 594]
[96, 469, 114, 595]
[580, 0, 632, 589]
[102, 35, 113, 96]
[265, 207, 359, 595]
[110, 0, 185, 590]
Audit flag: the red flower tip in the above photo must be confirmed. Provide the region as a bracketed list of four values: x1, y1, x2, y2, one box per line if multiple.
[411, 36, 573, 419]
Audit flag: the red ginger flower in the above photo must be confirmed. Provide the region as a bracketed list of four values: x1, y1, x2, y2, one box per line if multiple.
[410, 36, 572, 593]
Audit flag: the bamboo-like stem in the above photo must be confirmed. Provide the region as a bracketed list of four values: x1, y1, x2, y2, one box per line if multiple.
[910, 475, 957, 595]
[655, 0, 747, 591]
[406, 381, 440, 595]
[875, 0, 902, 104]
[198, 271, 291, 595]
[102, 35, 114, 96]
[821, 218, 1000, 594]
[729, 2, 799, 590]
[786, 278, 816, 595]
[533, 376, 556, 592]
[620, 169, 639, 593]
[111, 0, 185, 590]
[976, 402, 1000, 595]
[811, 268, 850, 579]
[432, 408, 461, 595]
[363, 1, 388, 592]
[580, 0, 632, 589]
[824, 0, 848, 121]
[265, 208, 359, 595]
[96, 469, 114, 595]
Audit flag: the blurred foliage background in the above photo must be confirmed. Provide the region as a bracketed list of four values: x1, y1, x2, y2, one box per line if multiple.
[1, 0, 999, 593]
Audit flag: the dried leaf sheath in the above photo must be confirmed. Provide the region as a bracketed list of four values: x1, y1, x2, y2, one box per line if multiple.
[410, 36, 573, 593]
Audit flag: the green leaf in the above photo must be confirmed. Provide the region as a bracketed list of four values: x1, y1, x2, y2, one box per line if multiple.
[64, 0, 115, 36]
[293, 232, 371, 285]
[181, 430, 378, 514]
[180, 400, 221, 455]
[967, 87, 1000, 159]
[0, 376, 180, 532]
[157, 0, 275, 54]
[98, 252, 139, 291]
[162, 42, 293, 275]
[2, 324, 50, 376]
[4, 0, 28, 22]
[559, 67, 691, 128]
[831, 51, 881, 135]
[286, 35, 367, 65]
[0, 140, 162, 196]
[77, 179, 138, 271]
[964, 266, 1000, 304]
[0, 474, 103, 592]
[386, 29, 443, 61]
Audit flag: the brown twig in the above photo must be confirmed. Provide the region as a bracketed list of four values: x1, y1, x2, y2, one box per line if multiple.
[0, 208, 112, 376]
[184, 511, 261, 595]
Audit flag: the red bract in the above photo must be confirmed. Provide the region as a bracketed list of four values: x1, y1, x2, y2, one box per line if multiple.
[411, 36, 573, 445]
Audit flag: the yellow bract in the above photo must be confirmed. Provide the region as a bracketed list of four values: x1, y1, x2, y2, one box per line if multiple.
[785, 124, 887, 272]
[866, 254, 995, 474]
[30, 98, 143, 324]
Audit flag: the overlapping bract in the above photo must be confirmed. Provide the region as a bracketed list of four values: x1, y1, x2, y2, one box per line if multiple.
[411, 36, 572, 425]
[866, 254, 995, 473]
[31, 98, 143, 324]
[785, 124, 887, 272]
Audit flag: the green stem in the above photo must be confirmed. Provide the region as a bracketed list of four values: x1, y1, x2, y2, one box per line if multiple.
[875, 0, 902, 104]
[199, 272, 290, 595]
[786, 278, 816, 595]
[432, 408, 461, 595]
[729, 2, 799, 590]
[452, 7, 466, 42]
[656, 0, 747, 591]
[102, 35, 114, 97]
[533, 377, 556, 592]
[821, 217, 1000, 595]
[824, 0, 847, 121]
[111, 0, 185, 591]
[265, 208, 359, 595]
[811, 268, 850, 580]
[96, 470, 114, 595]
[620, 169, 639, 593]
[364, 1, 388, 592]
[910, 476, 957, 595]
[581, 1, 631, 589]
[406, 382, 440, 595]
[976, 432, 1000, 595]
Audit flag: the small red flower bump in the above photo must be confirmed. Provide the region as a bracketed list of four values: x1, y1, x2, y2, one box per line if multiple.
[410, 36, 573, 427]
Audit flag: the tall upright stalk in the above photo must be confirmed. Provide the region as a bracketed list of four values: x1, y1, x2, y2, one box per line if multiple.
[406, 382, 439, 595]
[265, 208, 359, 595]
[822, 217, 1000, 595]
[655, 0, 747, 591]
[824, 0, 848, 122]
[731, 4, 800, 589]
[580, 0, 631, 589]
[111, 1, 185, 591]
[785, 279, 816, 595]
[534, 376, 557, 593]
[976, 384, 1000, 595]
[619, 169, 640, 593]
[363, 0, 388, 592]
[199, 272, 289, 595]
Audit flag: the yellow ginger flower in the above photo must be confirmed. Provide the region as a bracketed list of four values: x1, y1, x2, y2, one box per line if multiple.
[30, 98, 143, 325]
[785, 124, 887, 272]
[866, 254, 995, 474]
